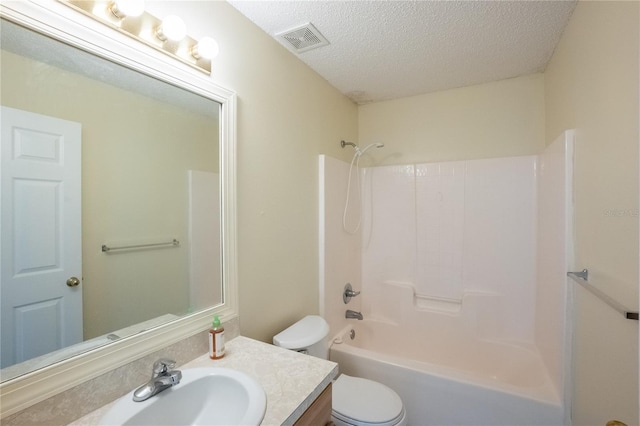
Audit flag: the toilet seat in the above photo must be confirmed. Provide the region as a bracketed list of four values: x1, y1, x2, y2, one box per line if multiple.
[332, 374, 405, 426]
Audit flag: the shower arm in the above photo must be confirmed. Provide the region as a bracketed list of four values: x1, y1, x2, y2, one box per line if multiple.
[340, 140, 385, 154]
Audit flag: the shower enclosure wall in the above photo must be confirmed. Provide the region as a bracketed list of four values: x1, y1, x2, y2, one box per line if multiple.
[319, 131, 574, 424]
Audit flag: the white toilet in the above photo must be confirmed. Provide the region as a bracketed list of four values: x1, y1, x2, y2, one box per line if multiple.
[273, 315, 407, 426]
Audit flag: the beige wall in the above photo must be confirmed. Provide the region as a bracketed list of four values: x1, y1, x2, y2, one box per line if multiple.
[144, 1, 358, 342]
[10, 2, 634, 423]
[545, 2, 639, 425]
[1, 50, 218, 339]
[358, 73, 545, 165]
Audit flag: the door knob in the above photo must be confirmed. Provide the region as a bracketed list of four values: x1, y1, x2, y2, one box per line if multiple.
[66, 276, 80, 287]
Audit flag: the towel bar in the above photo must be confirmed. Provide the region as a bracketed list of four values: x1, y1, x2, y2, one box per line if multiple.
[102, 239, 180, 252]
[567, 269, 638, 320]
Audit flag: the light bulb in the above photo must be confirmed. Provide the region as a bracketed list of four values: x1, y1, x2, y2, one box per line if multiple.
[192, 37, 219, 60]
[156, 15, 187, 42]
[109, 0, 145, 19]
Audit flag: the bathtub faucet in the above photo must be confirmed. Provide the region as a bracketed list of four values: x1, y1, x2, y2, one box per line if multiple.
[346, 310, 363, 320]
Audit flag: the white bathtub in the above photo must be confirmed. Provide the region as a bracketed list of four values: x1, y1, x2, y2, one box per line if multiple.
[329, 320, 564, 426]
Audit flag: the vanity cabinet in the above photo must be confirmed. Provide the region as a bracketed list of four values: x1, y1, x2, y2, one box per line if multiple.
[294, 383, 333, 426]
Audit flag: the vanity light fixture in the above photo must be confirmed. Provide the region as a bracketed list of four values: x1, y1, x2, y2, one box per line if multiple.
[191, 37, 220, 60]
[109, 0, 144, 19]
[155, 15, 187, 42]
[60, 0, 217, 74]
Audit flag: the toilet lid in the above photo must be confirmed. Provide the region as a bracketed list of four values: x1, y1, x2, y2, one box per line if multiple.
[272, 315, 329, 350]
[332, 374, 404, 426]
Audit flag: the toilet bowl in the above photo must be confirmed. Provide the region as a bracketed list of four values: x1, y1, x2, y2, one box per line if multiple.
[332, 374, 406, 426]
[273, 315, 407, 426]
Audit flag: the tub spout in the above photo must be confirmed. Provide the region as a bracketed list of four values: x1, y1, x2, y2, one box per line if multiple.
[346, 310, 363, 320]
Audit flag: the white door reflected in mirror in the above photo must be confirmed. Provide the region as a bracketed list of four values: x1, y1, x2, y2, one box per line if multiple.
[0, 106, 83, 369]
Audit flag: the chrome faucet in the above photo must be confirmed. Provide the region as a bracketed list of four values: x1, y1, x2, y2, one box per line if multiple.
[133, 359, 182, 402]
[346, 310, 363, 320]
[343, 283, 361, 304]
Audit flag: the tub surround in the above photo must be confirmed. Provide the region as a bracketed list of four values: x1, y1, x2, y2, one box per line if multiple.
[320, 137, 573, 423]
[70, 336, 338, 426]
[359, 155, 538, 342]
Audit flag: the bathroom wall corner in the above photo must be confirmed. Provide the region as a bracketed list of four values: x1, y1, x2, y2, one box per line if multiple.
[319, 155, 362, 338]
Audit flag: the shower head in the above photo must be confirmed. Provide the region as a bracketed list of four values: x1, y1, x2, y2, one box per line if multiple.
[341, 140, 384, 234]
[341, 140, 385, 156]
[358, 142, 385, 156]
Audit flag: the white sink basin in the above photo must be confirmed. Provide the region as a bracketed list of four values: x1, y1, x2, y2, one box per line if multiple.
[100, 367, 267, 426]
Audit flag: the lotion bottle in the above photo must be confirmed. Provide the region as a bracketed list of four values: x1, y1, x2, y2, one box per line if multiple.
[209, 315, 225, 359]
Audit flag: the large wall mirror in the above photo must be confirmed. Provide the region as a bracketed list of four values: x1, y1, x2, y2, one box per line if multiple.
[0, 1, 237, 417]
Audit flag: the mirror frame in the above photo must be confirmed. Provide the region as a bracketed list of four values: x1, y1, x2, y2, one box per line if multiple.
[0, 1, 238, 418]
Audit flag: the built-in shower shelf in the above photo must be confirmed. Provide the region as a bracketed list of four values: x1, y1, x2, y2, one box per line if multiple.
[414, 294, 462, 314]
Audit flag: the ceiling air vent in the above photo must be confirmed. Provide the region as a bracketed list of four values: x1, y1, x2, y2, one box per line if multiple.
[276, 23, 329, 53]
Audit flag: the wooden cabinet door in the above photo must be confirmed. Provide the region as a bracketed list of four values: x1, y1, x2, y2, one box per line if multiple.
[294, 383, 333, 426]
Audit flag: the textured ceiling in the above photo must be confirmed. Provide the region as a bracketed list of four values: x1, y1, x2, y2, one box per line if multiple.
[227, 0, 577, 104]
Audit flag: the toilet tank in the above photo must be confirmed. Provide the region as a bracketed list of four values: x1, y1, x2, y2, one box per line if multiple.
[273, 315, 330, 359]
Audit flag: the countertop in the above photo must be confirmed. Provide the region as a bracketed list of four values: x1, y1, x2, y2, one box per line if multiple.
[69, 336, 338, 425]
